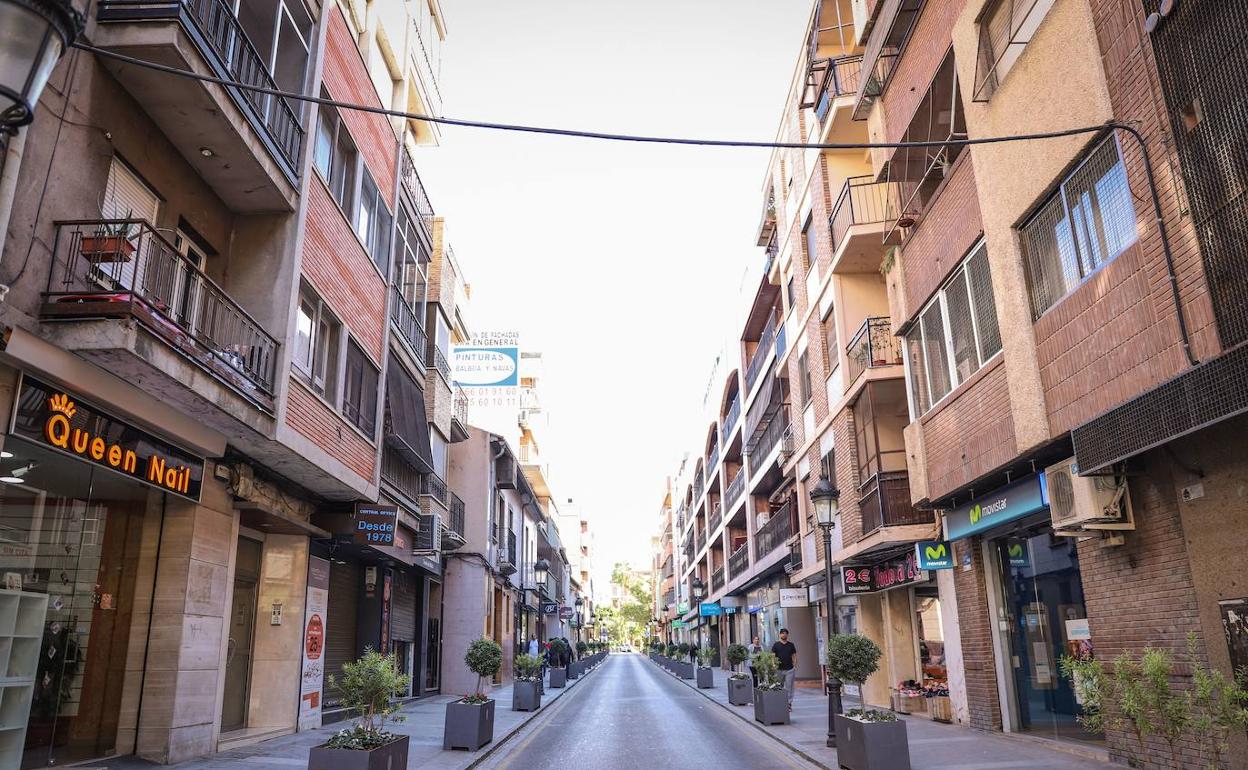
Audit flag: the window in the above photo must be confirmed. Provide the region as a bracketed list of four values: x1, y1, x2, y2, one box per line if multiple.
[803, 214, 819, 269]
[797, 350, 813, 406]
[357, 172, 392, 277]
[903, 242, 1002, 416]
[1020, 138, 1136, 319]
[342, 339, 379, 435]
[294, 286, 341, 401]
[430, 428, 448, 478]
[973, 0, 1058, 101]
[314, 97, 394, 275]
[393, 204, 428, 311]
[823, 316, 839, 372]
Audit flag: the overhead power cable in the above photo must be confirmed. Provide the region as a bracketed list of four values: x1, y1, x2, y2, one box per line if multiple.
[74, 42, 1113, 151]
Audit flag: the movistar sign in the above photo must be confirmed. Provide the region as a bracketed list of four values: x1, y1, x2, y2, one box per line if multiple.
[915, 540, 954, 570]
[945, 475, 1048, 541]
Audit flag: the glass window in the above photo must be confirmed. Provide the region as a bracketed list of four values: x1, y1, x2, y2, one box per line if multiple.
[296, 285, 340, 402]
[342, 339, 379, 436]
[393, 205, 428, 311]
[974, 0, 1058, 101]
[823, 316, 839, 372]
[797, 350, 813, 406]
[357, 173, 392, 277]
[314, 109, 334, 180]
[294, 297, 315, 372]
[1021, 138, 1137, 319]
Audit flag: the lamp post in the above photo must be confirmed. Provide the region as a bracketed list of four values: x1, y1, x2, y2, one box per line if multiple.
[534, 558, 550, 648]
[0, 0, 83, 135]
[691, 577, 705, 654]
[809, 474, 842, 748]
[574, 596, 584, 650]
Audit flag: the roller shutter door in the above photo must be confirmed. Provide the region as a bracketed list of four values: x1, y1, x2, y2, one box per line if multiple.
[324, 559, 360, 706]
[391, 568, 417, 642]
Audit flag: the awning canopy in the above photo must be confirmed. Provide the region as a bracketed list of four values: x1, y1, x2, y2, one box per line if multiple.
[385, 356, 434, 474]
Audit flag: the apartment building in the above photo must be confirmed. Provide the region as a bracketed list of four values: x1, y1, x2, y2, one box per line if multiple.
[653, 479, 675, 644]
[0, 0, 460, 765]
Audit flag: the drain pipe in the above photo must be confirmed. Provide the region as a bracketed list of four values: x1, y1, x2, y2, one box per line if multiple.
[1110, 121, 1199, 367]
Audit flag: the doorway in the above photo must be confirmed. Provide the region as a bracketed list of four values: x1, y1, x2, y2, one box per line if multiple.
[221, 537, 262, 733]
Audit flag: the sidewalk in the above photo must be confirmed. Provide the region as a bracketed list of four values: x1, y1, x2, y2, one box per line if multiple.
[655, 658, 1113, 770]
[94, 659, 606, 770]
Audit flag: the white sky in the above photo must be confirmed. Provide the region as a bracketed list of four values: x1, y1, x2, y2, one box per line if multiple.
[420, 0, 812, 597]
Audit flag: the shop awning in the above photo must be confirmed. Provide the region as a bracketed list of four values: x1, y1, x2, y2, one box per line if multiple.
[833, 523, 940, 566]
[385, 356, 434, 474]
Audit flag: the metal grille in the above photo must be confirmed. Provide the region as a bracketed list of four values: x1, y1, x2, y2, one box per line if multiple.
[920, 302, 952, 403]
[1146, 0, 1248, 347]
[1072, 341, 1248, 472]
[1020, 137, 1136, 320]
[905, 327, 930, 415]
[965, 245, 1002, 359]
[943, 266, 978, 384]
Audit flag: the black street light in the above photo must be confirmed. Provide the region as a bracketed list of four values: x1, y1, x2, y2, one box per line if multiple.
[809, 474, 842, 748]
[0, 0, 83, 134]
[691, 577, 705, 652]
[574, 596, 584, 646]
[534, 558, 550, 646]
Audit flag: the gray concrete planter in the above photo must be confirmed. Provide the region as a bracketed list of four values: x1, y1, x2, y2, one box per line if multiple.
[443, 699, 495, 751]
[308, 735, 409, 770]
[834, 714, 910, 770]
[679, 662, 695, 680]
[753, 688, 789, 725]
[512, 680, 541, 712]
[728, 676, 752, 705]
[549, 667, 567, 688]
[696, 667, 714, 689]
[568, 661, 581, 679]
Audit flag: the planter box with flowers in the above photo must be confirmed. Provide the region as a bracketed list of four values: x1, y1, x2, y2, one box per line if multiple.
[725, 644, 752, 706]
[308, 649, 410, 770]
[695, 646, 716, 689]
[444, 638, 502, 751]
[511, 654, 542, 712]
[826, 633, 909, 770]
[750, 650, 789, 725]
[79, 219, 138, 264]
[892, 680, 926, 715]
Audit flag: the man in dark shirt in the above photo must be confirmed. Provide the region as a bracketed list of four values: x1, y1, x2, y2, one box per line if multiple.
[771, 628, 798, 709]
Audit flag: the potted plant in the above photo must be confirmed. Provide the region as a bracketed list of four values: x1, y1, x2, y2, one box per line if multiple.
[548, 639, 568, 688]
[751, 650, 789, 725]
[677, 642, 693, 679]
[726, 643, 752, 706]
[696, 646, 716, 689]
[443, 638, 502, 751]
[511, 654, 542, 712]
[828, 634, 909, 770]
[80, 217, 138, 264]
[309, 648, 410, 770]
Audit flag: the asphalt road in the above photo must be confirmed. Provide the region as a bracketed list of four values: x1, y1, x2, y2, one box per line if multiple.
[474, 653, 818, 770]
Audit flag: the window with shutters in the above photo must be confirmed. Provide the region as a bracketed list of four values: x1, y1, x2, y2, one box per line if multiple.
[294, 284, 341, 402]
[797, 350, 813, 407]
[973, 0, 1058, 101]
[342, 339, 380, 436]
[903, 241, 1002, 416]
[1020, 137, 1137, 319]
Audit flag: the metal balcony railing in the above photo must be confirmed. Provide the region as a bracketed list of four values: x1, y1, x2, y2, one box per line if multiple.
[787, 539, 803, 573]
[452, 383, 468, 426]
[746, 412, 790, 467]
[755, 502, 794, 558]
[695, 526, 705, 554]
[390, 286, 427, 362]
[708, 442, 721, 474]
[99, 0, 304, 174]
[763, 235, 778, 275]
[845, 317, 902, 385]
[501, 530, 517, 566]
[448, 491, 466, 538]
[663, 589, 676, 609]
[421, 473, 449, 509]
[728, 543, 750, 580]
[399, 148, 435, 224]
[44, 219, 278, 397]
[725, 470, 745, 508]
[723, 395, 742, 437]
[829, 176, 902, 252]
[381, 446, 422, 503]
[859, 471, 933, 536]
[810, 55, 865, 121]
[711, 566, 724, 593]
[708, 503, 722, 536]
[694, 471, 705, 501]
[744, 315, 778, 394]
[429, 344, 452, 382]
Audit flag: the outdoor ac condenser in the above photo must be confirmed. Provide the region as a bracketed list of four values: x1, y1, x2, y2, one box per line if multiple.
[1045, 457, 1135, 533]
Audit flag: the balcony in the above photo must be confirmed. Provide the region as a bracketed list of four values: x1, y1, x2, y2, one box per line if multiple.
[400, 148, 436, 225]
[428, 344, 452, 383]
[443, 490, 466, 549]
[744, 315, 778, 395]
[785, 539, 803, 574]
[829, 177, 903, 273]
[728, 543, 750, 581]
[755, 502, 794, 559]
[845, 317, 902, 386]
[725, 470, 745, 509]
[708, 503, 723, 536]
[42, 219, 278, 406]
[711, 566, 724, 593]
[694, 471, 705, 502]
[382, 446, 422, 504]
[756, 191, 777, 246]
[95, 0, 304, 211]
[859, 471, 933, 537]
[663, 589, 676, 610]
[450, 384, 469, 442]
[723, 395, 742, 437]
[808, 55, 865, 122]
[695, 526, 706, 555]
[746, 412, 790, 469]
[390, 286, 427, 364]
[708, 442, 721, 475]
[498, 530, 517, 575]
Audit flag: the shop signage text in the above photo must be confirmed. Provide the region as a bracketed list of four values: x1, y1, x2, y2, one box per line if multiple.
[915, 540, 954, 570]
[12, 377, 204, 500]
[677, 601, 690, 614]
[559, 606, 574, 619]
[779, 588, 808, 608]
[946, 475, 1049, 541]
[298, 556, 330, 731]
[699, 602, 722, 616]
[671, 620, 688, 628]
[353, 503, 398, 546]
[541, 602, 558, 615]
[842, 552, 928, 594]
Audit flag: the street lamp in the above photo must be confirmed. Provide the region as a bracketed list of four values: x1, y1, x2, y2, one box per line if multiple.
[574, 596, 584, 647]
[534, 558, 550, 646]
[691, 577, 705, 652]
[0, 0, 83, 134]
[809, 474, 842, 747]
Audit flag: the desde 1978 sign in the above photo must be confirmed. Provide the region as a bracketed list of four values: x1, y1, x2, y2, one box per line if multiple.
[353, 503, 398, 546]
[11, 376, 205, 500]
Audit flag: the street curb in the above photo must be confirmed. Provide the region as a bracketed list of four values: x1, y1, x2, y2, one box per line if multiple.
[654, 658, 834, 770]
[462, 656, 608, 769]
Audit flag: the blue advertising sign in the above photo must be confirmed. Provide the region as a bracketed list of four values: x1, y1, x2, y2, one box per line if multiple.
[915, 541, 954, 570]
[945, 475, 1049, 541]
[698, 602, 722, 617]
[452, 346, 519, 387]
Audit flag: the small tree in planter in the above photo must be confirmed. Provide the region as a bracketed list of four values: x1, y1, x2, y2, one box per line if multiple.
[548, 639, 569, 687]
[726, 643, 752, 706]
[511, 654, 543, 712]
[827, 634, 909, 770]
[309, 648, 410, 770]
[444, 638, 502, 751]
[696, 646, 717, 689]
[752, 650, 788, 725]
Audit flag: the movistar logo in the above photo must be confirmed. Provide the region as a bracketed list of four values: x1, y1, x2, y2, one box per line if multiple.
[969, 504, 982, 525]
[925, 544, 948, 561]
[969, 499, 1008, 526]
[1008, 543, 1024, 560]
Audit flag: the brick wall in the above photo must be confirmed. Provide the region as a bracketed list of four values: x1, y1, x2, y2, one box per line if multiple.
[899, 154, 983, 316]
[880, 0, 964, 145]
[285, 379, 376, 480]
[919, 357, 1015, 501]
[952, 537, 1002, 731]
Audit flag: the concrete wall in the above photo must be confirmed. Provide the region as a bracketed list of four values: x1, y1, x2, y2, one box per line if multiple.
[440, 558, 490, 696]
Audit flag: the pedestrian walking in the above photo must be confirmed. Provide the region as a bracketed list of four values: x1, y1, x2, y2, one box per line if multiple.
[562, 637, 573, 664]
[527, 637, 538, 657]
[771, 628, 798, 711]
[748, 636, 763, 689]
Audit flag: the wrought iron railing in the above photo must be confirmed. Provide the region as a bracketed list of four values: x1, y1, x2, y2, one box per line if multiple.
[400, 148, 435, 223]
[845, 316, 902, 385]
[787, 539, 803, 573]
[728, 543, 750, 580]
[711, 566, 724, 593]
[708, 442, 721, 474]
[755, 502, 794, 558]
[829, 176, 902, 251]
[695, 526, 705, 554]
[663, 589, 676, 609]
[429, 344, 452, 382]
[501, 530, 517, 566]
[694, 471, 705, 501]
[421, 473, 449, 508]
[708, 503, 722, 536]
[811, 55, 865, 120]
[725, 470, 745, 508]
[390, 286, 427, 362]
[44, 219, 278, 397]
[723, 395, 741, 437]
[447, 491, 466, 537]
[99, 0, 304, 174]
[452, 383, 468, 426]
[746, 412, 790, 466]
[744, 315, 778, 394]
[859, 471, 932, 536]
[381, 446, 422, 504]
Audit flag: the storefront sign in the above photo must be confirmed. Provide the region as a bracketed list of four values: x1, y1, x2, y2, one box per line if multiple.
[842, 566, 875, 594]
[12, 376, 205, 500]
[559, 606, 574, 619]
[671, 620, 688, 628]
[541, 602, 558, 615]
[946, 475, 1049, 541]
[699, 602, 722, 616]
[1006, 539, 1031, 567]
[915, 540, 954, 570]
[676, 601, 690, 614]
[723, 606, 737, 615]
[353, 503, 398, 546]
[299, 556, 330, 731]
[842, 552, 927, 594]
[779, 588, 808, 608]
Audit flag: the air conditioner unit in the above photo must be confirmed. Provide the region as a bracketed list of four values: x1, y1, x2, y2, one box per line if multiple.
[1045, 458, 1134, 533]
[414, 513, 443, 554]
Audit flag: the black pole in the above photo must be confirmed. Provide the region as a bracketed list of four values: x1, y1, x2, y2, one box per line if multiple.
[822, 524, 843, 748]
